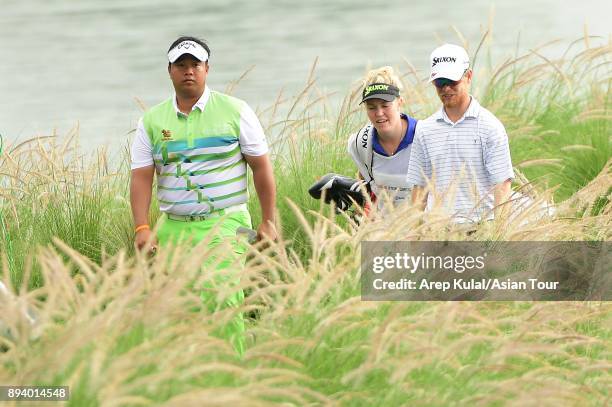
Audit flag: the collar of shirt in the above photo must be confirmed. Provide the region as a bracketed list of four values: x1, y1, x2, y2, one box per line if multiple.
[435, 95, 481, 125]
[172, 85, 211, 117]
[372, 113, 412, 157]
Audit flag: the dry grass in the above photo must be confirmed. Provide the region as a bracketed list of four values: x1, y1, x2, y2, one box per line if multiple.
[0, 187, 610, 404]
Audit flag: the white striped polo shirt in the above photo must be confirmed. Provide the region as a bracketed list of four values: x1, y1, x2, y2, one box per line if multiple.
[405, 97, 514, 222]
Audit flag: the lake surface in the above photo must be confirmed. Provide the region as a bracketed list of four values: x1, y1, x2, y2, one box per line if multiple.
[0, 0, 610, 151]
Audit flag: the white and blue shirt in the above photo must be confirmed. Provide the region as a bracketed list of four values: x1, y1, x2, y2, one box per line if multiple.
[349, 113, 417, 209]
[406, 97, 514, 222]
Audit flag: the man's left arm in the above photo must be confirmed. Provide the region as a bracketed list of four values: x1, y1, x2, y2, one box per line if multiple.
[239, 103, 277, 241]
[485, 118, 515, 219]
[494, 179, 512, 219]
[244, 154, 277, 241]
[406, 124, 430, 211]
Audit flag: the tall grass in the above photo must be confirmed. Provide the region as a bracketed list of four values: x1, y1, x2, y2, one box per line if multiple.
[0, 34, 611, 405]
[247, 59, 363, 259]
[0, 132, 135, 287]
[0, 194, 610, 405]
[476, 37, 611, 202]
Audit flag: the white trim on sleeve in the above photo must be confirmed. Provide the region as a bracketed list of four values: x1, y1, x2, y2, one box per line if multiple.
[239, 103, 268, 156]
[130, 118, 154, 169]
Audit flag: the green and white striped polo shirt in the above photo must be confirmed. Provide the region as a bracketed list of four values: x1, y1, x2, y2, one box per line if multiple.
[131, 86, 268, 215]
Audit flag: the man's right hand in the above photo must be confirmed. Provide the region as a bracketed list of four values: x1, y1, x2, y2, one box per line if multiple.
[130, 165, 156, 253]
[257, 221, 278, 242]
[135, 229, 158, 253]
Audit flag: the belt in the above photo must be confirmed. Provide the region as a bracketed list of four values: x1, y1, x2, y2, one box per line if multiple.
[166, 203, 248, 222]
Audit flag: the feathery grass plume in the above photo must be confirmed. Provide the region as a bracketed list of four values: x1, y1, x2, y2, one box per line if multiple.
[0, 131, 134, 288]
[1, 183, 610, 404]
[1, 237, 332, 405]
[479, 34, 610, 202]
[248, 59, 361, 260]
[248, 202, 609, 404]
[559, 158, 611, 226]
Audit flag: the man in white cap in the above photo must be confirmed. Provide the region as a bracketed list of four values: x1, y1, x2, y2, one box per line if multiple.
[129, 36, 277, 354]
[406, 43, 514, 224]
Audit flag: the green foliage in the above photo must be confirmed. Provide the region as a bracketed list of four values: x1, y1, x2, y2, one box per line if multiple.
[0, 142, 133, 288]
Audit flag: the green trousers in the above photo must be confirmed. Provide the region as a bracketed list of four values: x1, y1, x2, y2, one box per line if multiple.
[156, 210, 251, 356]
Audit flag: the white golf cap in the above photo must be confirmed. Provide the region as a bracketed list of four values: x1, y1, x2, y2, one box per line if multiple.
[167, 40, 209, 63]
[429, 44, 470, 82]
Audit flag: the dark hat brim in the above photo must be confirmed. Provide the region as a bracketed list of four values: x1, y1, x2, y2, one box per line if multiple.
[360, 93, 397, 104]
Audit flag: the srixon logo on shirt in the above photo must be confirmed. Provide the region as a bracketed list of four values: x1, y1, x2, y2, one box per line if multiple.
[432, 56, 457, 67]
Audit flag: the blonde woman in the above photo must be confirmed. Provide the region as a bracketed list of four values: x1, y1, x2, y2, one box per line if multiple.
[347, 66, 418, 211]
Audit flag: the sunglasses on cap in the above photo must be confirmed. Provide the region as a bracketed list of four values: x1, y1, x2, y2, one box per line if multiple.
[433, 70, 468, 88]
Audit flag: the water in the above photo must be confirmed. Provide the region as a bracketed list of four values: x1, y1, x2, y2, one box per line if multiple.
[0, 0, 610, 151]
